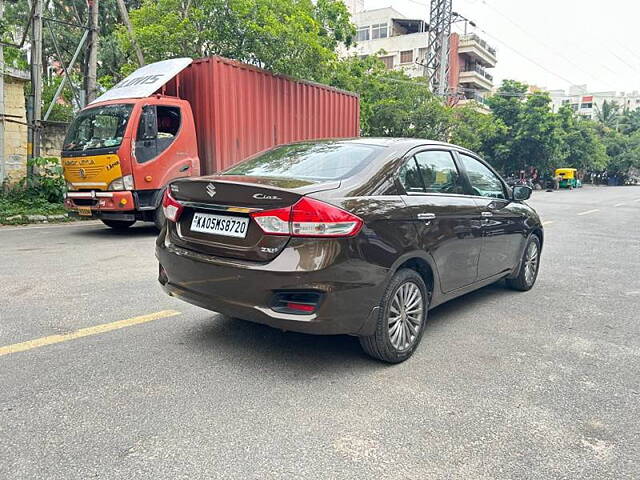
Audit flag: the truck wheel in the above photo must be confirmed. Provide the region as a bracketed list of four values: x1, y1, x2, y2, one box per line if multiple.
[359, 269, 428, 363]
[101, 219, 136, 230]
[153, 205, 166, 231]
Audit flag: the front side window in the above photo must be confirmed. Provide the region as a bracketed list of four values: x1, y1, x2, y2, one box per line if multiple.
[223, 142, 382, 181]
[135, 105, 181, 163]
[356, 26, 370, 42]
[459, 153, 506, 199]
[371, 23, 388, 39]
[63, 104, 133, 152]
[399, 151, 462, 194]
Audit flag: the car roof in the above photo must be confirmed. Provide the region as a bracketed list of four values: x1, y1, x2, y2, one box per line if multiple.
[339, 137, 476, 155]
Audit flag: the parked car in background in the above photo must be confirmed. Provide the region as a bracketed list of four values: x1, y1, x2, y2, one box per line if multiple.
[157, 138, 543, 363]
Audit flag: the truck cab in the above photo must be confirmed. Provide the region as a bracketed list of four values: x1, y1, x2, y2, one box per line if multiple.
[63, 59, 198, 229]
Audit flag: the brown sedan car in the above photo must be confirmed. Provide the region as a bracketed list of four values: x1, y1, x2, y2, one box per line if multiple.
[157, 138, 543, 362]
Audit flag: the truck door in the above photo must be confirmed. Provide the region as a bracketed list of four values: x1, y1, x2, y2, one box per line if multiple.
[132, 101, 199, 207]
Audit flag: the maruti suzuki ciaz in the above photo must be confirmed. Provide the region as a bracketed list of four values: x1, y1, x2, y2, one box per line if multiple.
[157, 139, 543, 363]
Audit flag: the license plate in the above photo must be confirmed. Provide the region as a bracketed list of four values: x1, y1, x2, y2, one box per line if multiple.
[190, 212, 249, 238]
[77, 207, 92, 216]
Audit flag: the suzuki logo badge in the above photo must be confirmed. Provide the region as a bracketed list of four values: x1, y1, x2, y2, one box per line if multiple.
[79, 168, 87, 179]
[206, 183, 217, 197]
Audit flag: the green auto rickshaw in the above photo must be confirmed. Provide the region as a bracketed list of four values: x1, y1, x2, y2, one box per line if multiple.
[555, 168, 582, 189]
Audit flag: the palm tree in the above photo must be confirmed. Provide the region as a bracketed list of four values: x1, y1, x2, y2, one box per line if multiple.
[594, 100, 620, 129]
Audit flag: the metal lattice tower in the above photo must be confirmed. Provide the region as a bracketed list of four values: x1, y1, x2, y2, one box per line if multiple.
[425, 0, 453, 96]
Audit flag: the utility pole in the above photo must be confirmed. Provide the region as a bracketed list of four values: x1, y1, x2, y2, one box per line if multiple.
[115, 0, 145, 67]
[29, 0, 43, 174]
[86, 0, 99, 103]
[425, 0, 453, 97]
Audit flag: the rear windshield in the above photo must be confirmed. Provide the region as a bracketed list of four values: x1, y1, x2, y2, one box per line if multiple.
[223, 143, 382, 181]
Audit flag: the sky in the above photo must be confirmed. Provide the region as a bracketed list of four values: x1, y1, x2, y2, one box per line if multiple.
[363, 0, 640, 94]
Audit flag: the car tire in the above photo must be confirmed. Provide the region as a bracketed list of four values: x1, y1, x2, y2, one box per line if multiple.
[506, 235, 541, 291]
[359, 269, 429, 363]
[101, 219, 136, 230]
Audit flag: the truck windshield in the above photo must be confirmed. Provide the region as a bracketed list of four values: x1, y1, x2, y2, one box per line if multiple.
[63, 104, 133, 152]
[223, 143, 382, 181]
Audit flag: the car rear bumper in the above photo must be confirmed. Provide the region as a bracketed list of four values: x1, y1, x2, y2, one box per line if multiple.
[156, 233, 388, 336]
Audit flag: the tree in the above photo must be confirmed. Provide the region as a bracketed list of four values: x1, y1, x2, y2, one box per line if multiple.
[120, 0, 354, 82]
[557, 105, 607, 171]
[594, 99, 620, 129]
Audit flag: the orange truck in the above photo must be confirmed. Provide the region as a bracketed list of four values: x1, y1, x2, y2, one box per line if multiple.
[62, 57, 360, 229]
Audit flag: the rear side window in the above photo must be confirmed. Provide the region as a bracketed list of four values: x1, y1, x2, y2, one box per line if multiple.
[399, 150, 463, 194]
[459, 153, 506, 199]
[223, 143, 382, 181]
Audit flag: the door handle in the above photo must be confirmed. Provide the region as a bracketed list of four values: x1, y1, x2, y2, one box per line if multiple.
[417, 213, 436, 220]
[481, 211, 493, 217]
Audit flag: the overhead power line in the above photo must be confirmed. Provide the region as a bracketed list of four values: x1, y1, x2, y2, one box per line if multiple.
[470, 0, 615, 85]
[476, 28, 581, 87]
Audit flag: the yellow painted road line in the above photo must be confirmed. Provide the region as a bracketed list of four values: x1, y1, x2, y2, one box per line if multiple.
[542, 220, 554, 226]
[614, 203, 626, 207]
[577, 209, 599, 216]
[0, 310, 180, 358]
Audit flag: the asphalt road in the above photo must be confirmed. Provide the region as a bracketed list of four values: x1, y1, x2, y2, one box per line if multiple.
[1, 185, 639, 479]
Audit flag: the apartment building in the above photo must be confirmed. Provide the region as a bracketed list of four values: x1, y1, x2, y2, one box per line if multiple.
[347, 8, 497, 109]
[348, 7, 429, 78]
[448, 32, 497, 109]
[548, 85, 640, 119]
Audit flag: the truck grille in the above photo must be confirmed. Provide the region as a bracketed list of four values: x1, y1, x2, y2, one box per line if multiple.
[65, 165, 104, 180]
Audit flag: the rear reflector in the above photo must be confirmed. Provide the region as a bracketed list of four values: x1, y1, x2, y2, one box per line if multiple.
[272, 291, 322, 315]
[286, 302, 315, 312]
[162, 189, 184, 222]
[251, 197, 362, 237]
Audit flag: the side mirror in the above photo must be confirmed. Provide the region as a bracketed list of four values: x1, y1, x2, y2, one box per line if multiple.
[512, 185, 532, 201]
[139, 106, 157, 140]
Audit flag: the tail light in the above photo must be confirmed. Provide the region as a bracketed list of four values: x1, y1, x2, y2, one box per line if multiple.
[251, 197, 362, 237]
[162, 189, 184, 222]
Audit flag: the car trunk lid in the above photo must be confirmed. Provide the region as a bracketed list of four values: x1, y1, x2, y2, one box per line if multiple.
[168, 175, 339, 262]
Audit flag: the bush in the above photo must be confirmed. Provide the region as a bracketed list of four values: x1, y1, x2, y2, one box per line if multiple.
[21, 156, 66, 203]
[0, 157, 67, 224]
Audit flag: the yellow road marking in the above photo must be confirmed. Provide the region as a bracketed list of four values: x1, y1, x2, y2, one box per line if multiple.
[0, 310, 180, 358]
[542, 220, 554, 226]
[577, 209, 599, 216]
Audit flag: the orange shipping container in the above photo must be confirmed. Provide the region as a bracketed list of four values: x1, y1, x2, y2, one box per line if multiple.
[163, 57, 360, 174]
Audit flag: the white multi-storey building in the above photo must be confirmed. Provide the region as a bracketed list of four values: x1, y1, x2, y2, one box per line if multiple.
[549, 85, 640, 119]
[345, 8, 497, 107]
[348, 7, 430, 78]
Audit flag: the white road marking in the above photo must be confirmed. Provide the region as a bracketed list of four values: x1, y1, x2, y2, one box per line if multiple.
[614, 203, 626, 207]
[577, 209, 600, 216]
[542, 220, 554, 226]
[635, 198, 640, 202]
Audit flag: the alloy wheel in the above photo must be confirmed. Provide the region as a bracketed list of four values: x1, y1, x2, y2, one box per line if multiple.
[388, 282, 424, 351]
[524, 241, 539, 286]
